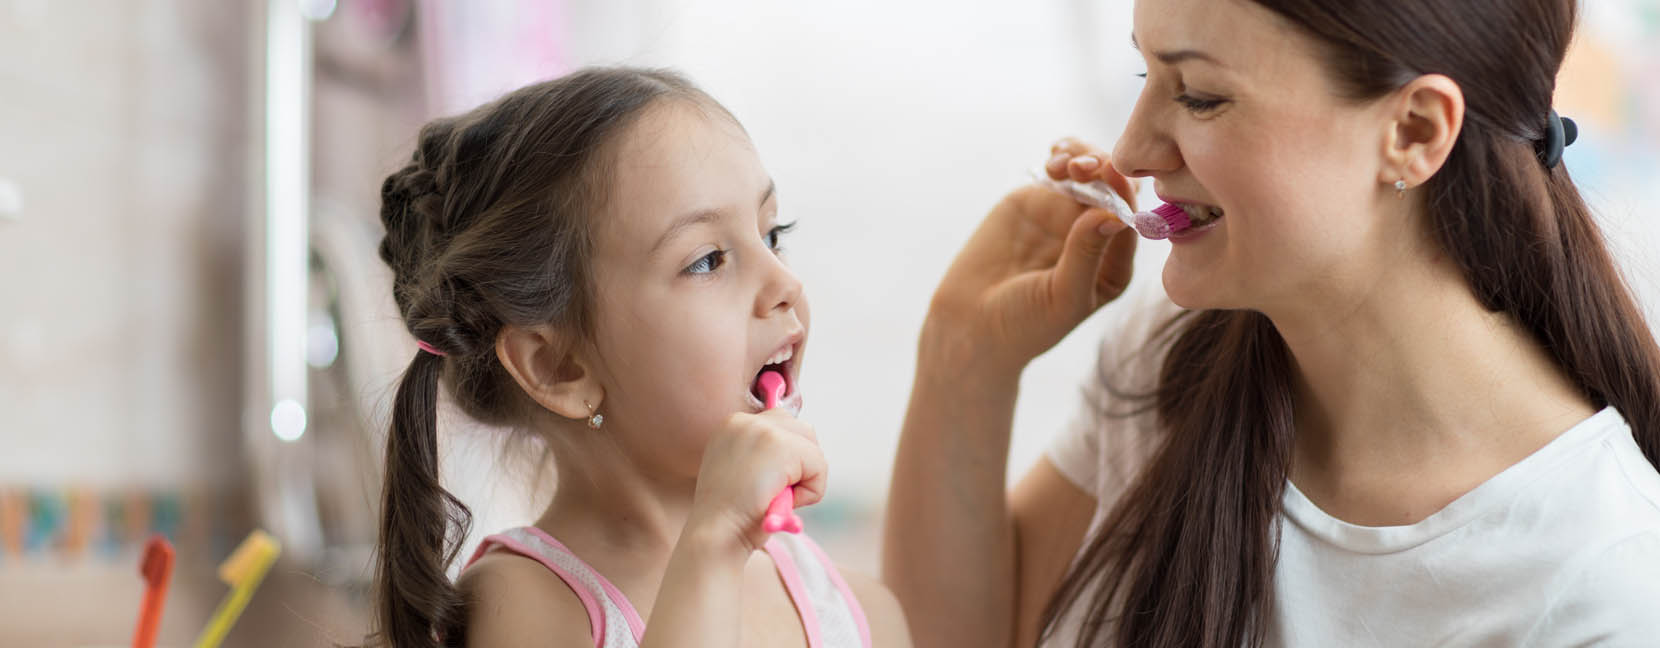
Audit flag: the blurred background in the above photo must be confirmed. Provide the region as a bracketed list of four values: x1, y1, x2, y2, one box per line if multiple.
[1, 0, 1655, 645]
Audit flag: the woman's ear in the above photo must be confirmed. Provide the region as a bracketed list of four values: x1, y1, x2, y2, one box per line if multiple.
[495, 323, 603, 422]
[1378, 73, 1465, 187]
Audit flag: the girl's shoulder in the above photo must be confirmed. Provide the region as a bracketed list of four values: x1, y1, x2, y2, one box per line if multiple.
[458, 549, 595, 646]
[833, 565, 912, 648]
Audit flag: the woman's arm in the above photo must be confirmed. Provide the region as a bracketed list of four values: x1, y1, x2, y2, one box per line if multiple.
[884, 141, 1138, 648]
[883, 339, 1024, 648]
[1010, 458, 1097, 648]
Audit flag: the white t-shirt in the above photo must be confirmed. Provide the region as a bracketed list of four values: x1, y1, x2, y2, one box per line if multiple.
[1043, 284, 1660, 646]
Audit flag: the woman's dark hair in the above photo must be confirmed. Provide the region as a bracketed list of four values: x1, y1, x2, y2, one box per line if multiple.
[1042, 1, 1660, 646]
[371, 67, 727, 647]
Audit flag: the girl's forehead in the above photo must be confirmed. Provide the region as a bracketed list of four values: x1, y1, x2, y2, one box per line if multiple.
[598, 103, 769, 250]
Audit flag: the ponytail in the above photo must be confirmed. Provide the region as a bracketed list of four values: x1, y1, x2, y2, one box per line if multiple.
[374, 352, 474, 647]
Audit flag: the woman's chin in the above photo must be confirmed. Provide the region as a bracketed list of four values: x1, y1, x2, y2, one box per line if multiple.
[1161, 257, 1229, 311]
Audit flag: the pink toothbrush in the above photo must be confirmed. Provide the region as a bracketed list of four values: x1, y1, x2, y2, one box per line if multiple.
[757, 371, 803, 533]
[1027, 168, 1190, 239]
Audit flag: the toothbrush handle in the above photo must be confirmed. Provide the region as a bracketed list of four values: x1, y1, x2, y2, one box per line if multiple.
[756, 370, 803, 533]
[1028, 168, 1137, 227]
[763, 489, 801, 533]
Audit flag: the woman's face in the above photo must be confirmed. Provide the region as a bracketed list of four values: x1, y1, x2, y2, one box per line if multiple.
[1115, 0, 1409, 314]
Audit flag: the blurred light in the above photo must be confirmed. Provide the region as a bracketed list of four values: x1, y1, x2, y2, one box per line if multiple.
[0, 177, 20, 221]
[298, 0, 336, 22]
[267, 0, 311, 440]
[271, 399, 308, 442]
[306, 312, 339, 368]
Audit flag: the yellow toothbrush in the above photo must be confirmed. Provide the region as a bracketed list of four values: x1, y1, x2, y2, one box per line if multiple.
[193, 529, 281, 648]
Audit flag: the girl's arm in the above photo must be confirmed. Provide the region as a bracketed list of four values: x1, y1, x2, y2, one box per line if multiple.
[640, 408, 829, 647]
[883, 141, 1137, 648]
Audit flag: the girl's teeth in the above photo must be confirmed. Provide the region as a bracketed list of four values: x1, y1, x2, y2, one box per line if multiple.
[766, 347, 793, 366]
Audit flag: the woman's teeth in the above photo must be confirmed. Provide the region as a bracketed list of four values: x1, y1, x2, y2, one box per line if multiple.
[1181, 203, 1225, 225]
[765, 346, 793, 366]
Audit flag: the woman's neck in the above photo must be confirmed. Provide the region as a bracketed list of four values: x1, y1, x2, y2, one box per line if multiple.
[1267, 251, 1595, 525]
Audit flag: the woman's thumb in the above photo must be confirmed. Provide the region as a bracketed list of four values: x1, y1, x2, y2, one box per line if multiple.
[1053, 208, 1128, 313]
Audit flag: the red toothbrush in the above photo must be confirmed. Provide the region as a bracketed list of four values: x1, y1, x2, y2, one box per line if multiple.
[757, 371, 803, 533]
[133, 535, 174, 648]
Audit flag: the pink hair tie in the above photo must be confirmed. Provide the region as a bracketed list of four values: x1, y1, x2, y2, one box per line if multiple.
[416, 340, 448, 357]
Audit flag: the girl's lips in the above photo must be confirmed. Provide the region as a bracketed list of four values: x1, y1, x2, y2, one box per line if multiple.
[746, 388, 803, 417]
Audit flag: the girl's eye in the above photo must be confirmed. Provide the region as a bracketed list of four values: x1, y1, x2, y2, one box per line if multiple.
[1176, 94, 1227, 114]
[764, 221, 797, 253]
[685, 249, 727, 275]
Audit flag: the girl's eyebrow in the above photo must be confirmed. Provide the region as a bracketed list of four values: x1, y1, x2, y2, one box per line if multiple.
[1131, 33, 1227, 69]
[650, 179, 777, 255]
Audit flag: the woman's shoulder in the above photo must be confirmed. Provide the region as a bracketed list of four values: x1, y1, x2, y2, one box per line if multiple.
[1090, 278, 1188, 395]
[1524, 529, 1660, 643]
[458, 549, 595, 646]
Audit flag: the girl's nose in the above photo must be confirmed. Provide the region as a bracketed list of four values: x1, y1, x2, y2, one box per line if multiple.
[754, 254, 803, 318]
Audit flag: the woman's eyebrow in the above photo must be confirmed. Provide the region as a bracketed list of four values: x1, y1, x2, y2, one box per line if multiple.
[1132, 32, 1227, 68]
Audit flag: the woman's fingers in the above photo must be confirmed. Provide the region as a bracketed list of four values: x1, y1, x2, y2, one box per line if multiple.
[1096, 224, 1139, 304]
[1045, 138, 1141, 212]
[1052, 208, 1131, 314]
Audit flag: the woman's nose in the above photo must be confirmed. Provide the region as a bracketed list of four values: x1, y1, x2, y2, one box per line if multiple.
[1111, 97, 1182, 179]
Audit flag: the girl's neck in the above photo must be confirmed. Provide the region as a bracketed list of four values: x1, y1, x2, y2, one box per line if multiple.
[1268, 249, 1595, 524]
[533, 433, 698, 568]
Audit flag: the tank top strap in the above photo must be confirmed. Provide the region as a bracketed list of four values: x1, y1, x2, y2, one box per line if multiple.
[763, 532, 873, 648]
[464, 526, 647, 648]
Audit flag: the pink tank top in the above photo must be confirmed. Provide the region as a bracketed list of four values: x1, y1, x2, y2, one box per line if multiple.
[462, 526, 873, 648]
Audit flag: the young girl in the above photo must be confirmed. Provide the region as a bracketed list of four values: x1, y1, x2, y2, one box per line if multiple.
[371, 67, 910, 648]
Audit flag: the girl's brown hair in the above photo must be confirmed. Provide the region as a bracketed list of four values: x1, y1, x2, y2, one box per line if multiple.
[1042, 1, 1660, 646]
[371, 67, 725, 647]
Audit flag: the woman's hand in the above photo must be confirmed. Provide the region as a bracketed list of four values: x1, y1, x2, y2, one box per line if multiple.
[925, 139, 1140, 376]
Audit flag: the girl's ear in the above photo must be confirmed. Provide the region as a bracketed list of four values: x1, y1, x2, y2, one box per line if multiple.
[495, 323, 603, 422]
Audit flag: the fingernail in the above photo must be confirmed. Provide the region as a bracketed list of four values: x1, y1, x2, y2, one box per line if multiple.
[1047, 152, 1070, 169]
[1073, 155, 1101, 171]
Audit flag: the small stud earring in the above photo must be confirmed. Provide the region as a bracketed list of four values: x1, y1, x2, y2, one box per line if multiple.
[584, 400, 603, 430]
[1395, 179, 1407, 198]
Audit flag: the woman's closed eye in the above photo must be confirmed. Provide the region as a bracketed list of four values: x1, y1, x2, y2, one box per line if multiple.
[1135, 72, 1229, 115]
[1176, 94, 1227, 114]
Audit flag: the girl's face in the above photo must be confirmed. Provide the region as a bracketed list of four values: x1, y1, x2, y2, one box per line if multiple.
[587, 101, 808, 480]
[1116, 0, 1408, 314]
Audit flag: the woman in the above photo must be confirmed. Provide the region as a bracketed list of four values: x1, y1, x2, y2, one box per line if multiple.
[884, 0, 1660, 646]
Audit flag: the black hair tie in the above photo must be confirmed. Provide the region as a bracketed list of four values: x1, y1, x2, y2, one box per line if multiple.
[1538, 109, 1578, 170]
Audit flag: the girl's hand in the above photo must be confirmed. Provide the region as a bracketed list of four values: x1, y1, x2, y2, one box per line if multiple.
[640, 411, 826, 648]
[683, 410, 827, 555]
[925, 138, 1140, 376]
